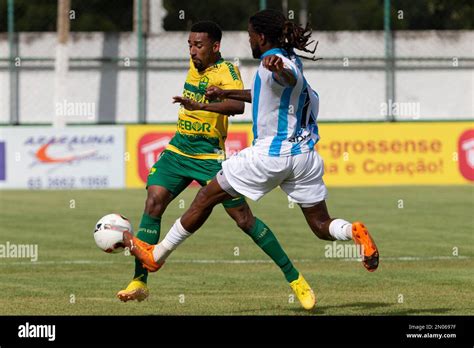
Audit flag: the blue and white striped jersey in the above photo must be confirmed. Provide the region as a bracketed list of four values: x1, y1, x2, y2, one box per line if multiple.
[251, 48, 320, 157]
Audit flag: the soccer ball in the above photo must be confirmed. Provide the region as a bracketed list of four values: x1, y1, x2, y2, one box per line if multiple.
[93, 213, 133, 253]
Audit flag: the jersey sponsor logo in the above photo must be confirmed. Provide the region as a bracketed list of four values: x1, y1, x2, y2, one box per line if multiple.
[178, 119, 211, 133]
[183, 82, 209, 103]
[182, 89, 207, 103]
[0, 142, 5, 181]
[458, 129, 474, 181]
[288, 129, 311, 143]
[137, 132, 174, 183]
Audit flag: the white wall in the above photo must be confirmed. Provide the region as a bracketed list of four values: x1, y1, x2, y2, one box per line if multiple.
[0, 31, 472, 123]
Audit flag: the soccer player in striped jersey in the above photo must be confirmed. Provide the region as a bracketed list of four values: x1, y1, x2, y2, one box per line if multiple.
[124, 10, 379, 309]
[117, 20, 314, 309]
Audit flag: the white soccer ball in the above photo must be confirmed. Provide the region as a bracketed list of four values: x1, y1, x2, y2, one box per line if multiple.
[93, 213, 133, 253]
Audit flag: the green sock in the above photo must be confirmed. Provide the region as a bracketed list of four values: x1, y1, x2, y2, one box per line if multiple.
[246, 217, 299, 283]
[133, 213, 161, 283]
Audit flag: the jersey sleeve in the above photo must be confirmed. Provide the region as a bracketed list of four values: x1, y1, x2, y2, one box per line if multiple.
[270, 54, 299, 87]
[220, 62, 244, 90]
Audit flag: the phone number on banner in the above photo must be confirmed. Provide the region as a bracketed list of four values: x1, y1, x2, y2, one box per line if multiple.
[27, 176, 109, 189]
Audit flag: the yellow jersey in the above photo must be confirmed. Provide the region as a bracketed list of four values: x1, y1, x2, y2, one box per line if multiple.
[166, 58, 244, 160]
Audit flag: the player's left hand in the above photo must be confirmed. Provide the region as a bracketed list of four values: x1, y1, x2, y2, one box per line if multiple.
[262, 55, 284, 72]
[205, 86, 225, 101]
[172, 96, 203, 111]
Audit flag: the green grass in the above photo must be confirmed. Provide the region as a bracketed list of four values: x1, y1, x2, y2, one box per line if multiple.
[0, 186, 473, 315]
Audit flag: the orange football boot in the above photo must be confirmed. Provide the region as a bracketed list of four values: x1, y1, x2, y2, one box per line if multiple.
[123, 231, 164, 272]
[352, 221, 379, 272]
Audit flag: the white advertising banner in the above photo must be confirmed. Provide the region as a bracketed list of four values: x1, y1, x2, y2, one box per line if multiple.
[0, 126, 125, 189]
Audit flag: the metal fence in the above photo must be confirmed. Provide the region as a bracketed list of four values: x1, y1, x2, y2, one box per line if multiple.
[1, 0, 473, 125]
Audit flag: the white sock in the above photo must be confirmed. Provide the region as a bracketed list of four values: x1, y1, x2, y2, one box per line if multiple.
[152, 244, 173, 264]
[153, 219, 192, 263]
[329, 219, 353, 241]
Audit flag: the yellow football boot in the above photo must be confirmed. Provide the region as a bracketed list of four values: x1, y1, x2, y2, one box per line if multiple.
[117, 279, 149, 302]
[289, 274, 316, 310]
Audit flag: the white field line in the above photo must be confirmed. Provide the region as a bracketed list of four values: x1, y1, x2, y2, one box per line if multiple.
[340, 255, 470, 262]
[0, 255, 469, 266]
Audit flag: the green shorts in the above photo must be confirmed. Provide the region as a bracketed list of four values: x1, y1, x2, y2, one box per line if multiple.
[147, 150, 245, 209]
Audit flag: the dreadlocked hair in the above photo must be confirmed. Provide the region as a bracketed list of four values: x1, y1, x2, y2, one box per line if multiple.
[249, 9, 320, 61]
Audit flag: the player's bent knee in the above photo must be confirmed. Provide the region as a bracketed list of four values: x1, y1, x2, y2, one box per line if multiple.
[234, 213, 254, 232]
[145, 194, 166, 217]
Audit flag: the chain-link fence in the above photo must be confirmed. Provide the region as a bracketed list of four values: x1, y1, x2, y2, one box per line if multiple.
[1, 0, 473, 125]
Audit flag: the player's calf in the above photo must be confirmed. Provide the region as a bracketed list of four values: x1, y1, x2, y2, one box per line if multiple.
[144, 185, 173, 216]
[301, 202, 336, 240]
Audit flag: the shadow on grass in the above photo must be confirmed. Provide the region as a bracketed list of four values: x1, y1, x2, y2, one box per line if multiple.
[386, 307, 453, 315]
[231, 302, 395, 315]
[312, 301, 395, 315]
[291, 302, 452, 315]
[315, 302, 453, 315]
[216, 301, 454, 316]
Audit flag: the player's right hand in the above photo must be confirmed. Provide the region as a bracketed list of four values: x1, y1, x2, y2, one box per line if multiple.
[205, 86, 225, 101]
[262, 55, 284, 72]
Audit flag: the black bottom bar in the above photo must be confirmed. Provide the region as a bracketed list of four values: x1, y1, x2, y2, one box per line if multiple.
[0, 315, 472, 346]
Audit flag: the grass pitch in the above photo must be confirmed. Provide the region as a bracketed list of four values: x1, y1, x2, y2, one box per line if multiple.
[0, 186, 472, 315]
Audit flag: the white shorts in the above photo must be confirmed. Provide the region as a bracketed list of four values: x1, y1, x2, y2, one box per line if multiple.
[219, 147, 328, 205]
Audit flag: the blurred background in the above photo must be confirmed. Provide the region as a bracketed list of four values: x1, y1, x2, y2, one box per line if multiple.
[0, 0, 473, 125]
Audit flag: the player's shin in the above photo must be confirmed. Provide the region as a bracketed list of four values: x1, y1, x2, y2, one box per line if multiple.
[246, 217, 299, 283]
[133, 214, 161, 283]
[153, 218, 192, 263]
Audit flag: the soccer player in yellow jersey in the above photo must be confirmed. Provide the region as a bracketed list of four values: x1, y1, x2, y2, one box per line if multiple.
[117, 21, 316, 310]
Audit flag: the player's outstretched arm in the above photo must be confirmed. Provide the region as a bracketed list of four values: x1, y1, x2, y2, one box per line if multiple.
[206, 86, 252, 103]
[172, 96, 244, 116]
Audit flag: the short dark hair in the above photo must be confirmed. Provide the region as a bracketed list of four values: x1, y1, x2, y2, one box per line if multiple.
[191, 21, 222, 42]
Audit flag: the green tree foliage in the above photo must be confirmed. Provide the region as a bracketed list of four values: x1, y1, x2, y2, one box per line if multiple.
[0, 0, 472, 32]
[391, 0, 474, 30]
[163, 0, 473, 31]
[163, 0, 260, 31]
[0, 0, 133, 32]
